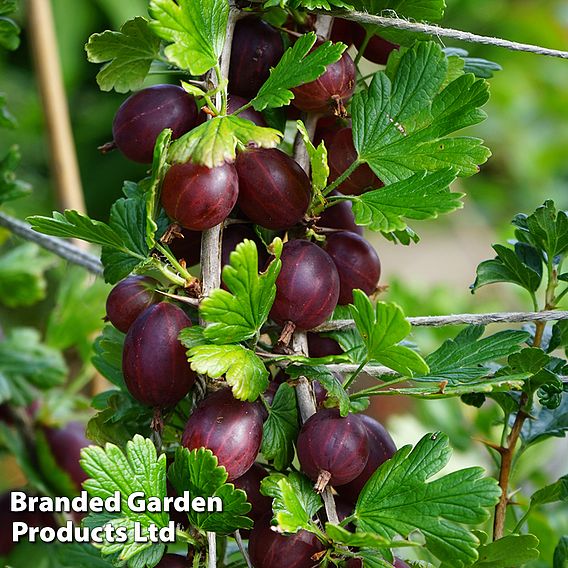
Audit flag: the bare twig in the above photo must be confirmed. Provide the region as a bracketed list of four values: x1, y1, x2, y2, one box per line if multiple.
[315, 310, 568, 331]
[329, 11, 568, 60]
[234, 531, 253, 568]
[201, 6, 240, 565]
[207, 531, 217, 568]
[0, 211, 103, 275]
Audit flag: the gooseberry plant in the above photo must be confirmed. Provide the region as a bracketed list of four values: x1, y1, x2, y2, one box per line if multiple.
[1, 0, 567, 567]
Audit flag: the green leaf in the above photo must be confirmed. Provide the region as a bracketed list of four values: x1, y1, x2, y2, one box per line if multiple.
[349, 291, 429, 376]
[200, 238, 282, 343]
[0, 328, 67, 406]
[267, 0, 352, 9]
[261, 383, 299, 470]
[351, 42, 490, 185]
[35, 429, 79, 498]
[325, 523, 416, 550]
[0, 145, 31, 204]
[521, 393, 568, 446]
[297, 120, 329, 196]
[0, 0, 18, 16]
[0, 13, 20, 50]
[389, 375, 527, 400]
[0, 423, 51, 495]
[513, 200, 568, 263]
[45, 267, 109, 360]
[148, 0, 228, 75]
[140, 128, 172, 249]
[101, 194, 149, 284]
[55, 542, 115, 567]
[554, 536, 568, 568]
[85, 17, 160, 93]
[81, 435, 169, 562]
[250, 33, 346, 112]
[168, 115, 281, 168]
[0, 244, 56, 308]
[92, 325, 126, 389]
[0, 92, 16, 128]
[417, 326, 530, 383]
[470, 534, 540, 567]
[443, 48, 502, 79]
[354, 432, 501, 567]
[529, 475, 568, 507]
[188, 344, 269, 401]
[27, 210, 124, 248]
[472, 243, 543, 294]
[260, 471, 322, 533]
[168, 447, 252, 534]
[87, 392, 153, 448]
[549, 320, 568, 356]
[349, 169, 462, 234]
[285, 365, 349, 416]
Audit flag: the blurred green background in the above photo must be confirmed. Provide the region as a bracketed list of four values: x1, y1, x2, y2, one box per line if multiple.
[0, 1, 567, 565]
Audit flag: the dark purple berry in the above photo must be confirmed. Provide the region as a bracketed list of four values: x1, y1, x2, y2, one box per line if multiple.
[161, 162, 239, 231]
[182, 389, 264, 481]
[233, 463, 272, 525]
[106, 276, 159, 333]
[249, 513, 325, 568]
[236, 148, 311, 230]
[0, 492, 56, 556]
[337, 414, 396, 503]
[297, 408, 369, 487]
[43, 422, 90, 491]
[229, 18, 284, 99]
[292, 46, 356, 115]
[122, 303, 196, 407]
[307, 333, 342, 358]
[323, 231, 381, 304]
[270, 240, 339, 330]
[112, 85, 198, 163]
[156, 554, 188, 567]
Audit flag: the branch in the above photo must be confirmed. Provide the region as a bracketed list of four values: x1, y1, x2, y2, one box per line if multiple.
[331, 11, 568, 60]
[202, 5, 239, 564]
[315, 310, 568, 331]
[0, 211, 103, 275]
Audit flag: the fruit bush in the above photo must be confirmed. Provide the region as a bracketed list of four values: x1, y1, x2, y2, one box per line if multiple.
[0, 0, 567, 567]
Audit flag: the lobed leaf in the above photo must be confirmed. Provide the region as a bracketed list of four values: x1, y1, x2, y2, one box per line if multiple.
[349, 169, 462, 233]
[85, 17, 160, 93]
[349, 291, 429, 376]
[250, 33, 346, 112]
[168, 447, 252, 534]
[351, 42, 490, 185]
[355, 432, 501, 567]
[260, 471, 322, 533]
[0, 145, 31, 204]
[148, 0, 228, 75]
[168, 115, 281, 168]
[187, 344, 269, 401]
[199, 238, 282, 343]
[261, 383, 299, 470]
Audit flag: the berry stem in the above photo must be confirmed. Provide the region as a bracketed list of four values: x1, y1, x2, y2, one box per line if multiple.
[342, 360, 366, 390]
[322, 159, 361, 196]
[353, 29, 373, 67]
[155, 242, 196, 284]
